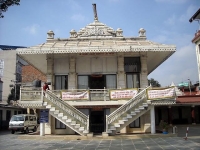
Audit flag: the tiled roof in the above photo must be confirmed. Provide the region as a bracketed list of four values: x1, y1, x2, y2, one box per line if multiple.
[176, 95, 200, 103]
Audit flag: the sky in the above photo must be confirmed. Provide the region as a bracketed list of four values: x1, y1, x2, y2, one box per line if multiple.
[0, 0, 199, 87]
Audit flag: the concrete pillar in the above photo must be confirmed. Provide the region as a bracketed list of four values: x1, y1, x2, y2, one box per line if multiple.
[68, 56, 76, 89]
[46, 54, 54, 90]
[168, 106, 172, 126]
[40, 123, 45, 136]
[27, 108, 30, 114]
[117, 55, 125, 88]
[191, 105, 196, 125]
[140, 53, 148, 88]
[150, 105, 156, 134]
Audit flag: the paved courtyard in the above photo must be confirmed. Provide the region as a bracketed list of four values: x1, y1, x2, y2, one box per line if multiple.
[0, 126, 200, 150]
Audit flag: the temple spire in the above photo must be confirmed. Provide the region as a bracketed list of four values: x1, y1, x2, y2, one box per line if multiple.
[92, 3, 98, 21]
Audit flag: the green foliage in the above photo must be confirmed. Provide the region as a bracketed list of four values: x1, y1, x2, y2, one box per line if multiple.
[7, 84, 20, 104]
[159, 120, 169, 131]
[0, 0, 20, 18]
[148, 78, 161, 87]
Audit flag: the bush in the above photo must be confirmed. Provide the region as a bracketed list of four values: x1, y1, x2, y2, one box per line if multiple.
[159, 120, 169, 131]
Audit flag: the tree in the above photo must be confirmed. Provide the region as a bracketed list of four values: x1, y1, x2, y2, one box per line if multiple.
[148, 78, 161, 87]
[7, 84, 20, 104]
[0, 0, 20, 18]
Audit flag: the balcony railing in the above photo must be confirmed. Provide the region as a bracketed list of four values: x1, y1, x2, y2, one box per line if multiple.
[20, 87, 113, 101]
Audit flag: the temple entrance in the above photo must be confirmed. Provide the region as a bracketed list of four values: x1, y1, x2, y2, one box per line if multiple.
[89, 75, 105, 89]
[90, 110, 104, 134]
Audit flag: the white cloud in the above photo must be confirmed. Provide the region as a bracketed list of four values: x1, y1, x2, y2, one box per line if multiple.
[164, 5, 198, 26]
[174, 44, 194, 59]
[149, 31, 198, 86]
[155, 0, 188, 3]
[109, 0, 120, 2]
[68, 0, 82, 10]
[71, 14, 86, 22]
[164, 15, 176, 26]
[151, 35, 168, 43]
[179, 5, 199, 22]
[24, 24, 40, 35]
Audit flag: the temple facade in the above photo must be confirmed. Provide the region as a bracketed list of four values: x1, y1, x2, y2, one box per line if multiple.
[16, 4, 197, 136]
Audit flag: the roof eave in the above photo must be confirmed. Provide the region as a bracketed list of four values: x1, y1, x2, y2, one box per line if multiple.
[189, 8, 200, 22]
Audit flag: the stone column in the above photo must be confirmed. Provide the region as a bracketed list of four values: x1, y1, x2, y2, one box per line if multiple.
[150, 105, 156, 134]
[117, 54, 125, 89]
[68, 56, 76, 89]
[46, 54, 54, 90]
[168, 106, 172, 126]
[191, 105, 196, 125]
[27, 108, 30, 114]
[140, 53, 148, 88]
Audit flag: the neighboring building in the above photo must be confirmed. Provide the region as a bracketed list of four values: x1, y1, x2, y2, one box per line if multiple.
[0, 45, 27, 104]
[16, 4, 179, 136]
[22, 65, 47, 84]
[0, 104, 26, 130]
[0, 79, 2, 102]
[190, 8, 200, 86]
[0, 45, 27, 130]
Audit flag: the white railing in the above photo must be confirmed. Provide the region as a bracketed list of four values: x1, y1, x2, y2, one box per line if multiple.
[106, 86, 151, 125]
[45, 90, 89, 126]
[20, 87, 42, 101]
[51, 88, 110, 101]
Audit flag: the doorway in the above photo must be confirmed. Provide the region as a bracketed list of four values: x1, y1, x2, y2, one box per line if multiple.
[89, 75, 105, 89]
[90, 110, 104, 134]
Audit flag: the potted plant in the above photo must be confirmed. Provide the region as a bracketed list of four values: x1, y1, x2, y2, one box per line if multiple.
[159, 120, 169, 134]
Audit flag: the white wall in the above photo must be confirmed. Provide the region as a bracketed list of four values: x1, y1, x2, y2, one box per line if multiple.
[0, 50, 16, 103]
[76, 56, 117, 74]
[54, 58, 69, 74]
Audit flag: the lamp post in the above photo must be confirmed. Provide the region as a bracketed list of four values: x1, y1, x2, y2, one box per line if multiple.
[188, 79, 191, 95]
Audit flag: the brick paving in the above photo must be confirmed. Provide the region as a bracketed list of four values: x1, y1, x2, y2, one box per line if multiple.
[0, 125, 200, 150]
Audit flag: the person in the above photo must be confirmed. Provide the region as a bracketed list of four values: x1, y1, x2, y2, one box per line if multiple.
[43, 82, 50, 96]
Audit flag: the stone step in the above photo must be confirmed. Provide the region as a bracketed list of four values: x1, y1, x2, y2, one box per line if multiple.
[107, 130, 112, 133]
[50, 107, 55, 111]
[58, 113, 63, 117]
[114, 123, 120, 127]
[46, 105, 51, 109]
[62, 116, 67, 120]
[131, 111, 136, 115]
[43, 102, 48, 106]
[71, 121, 76, 125]
[139, 106, 144, 110]
[75, 124, 81, 128]
[135, 109, 140, 113]
[83, 130, 89, 134]
[122, 117, 128, 121]
[118, 120, 125, 124]
[79, 127, 85, 131]
[143, 103, 148, 107]
[54, 110, 59, 114]
[127, 114, 132, 118]
[66, 119, 72, 123]
[109, 126, 116, 130]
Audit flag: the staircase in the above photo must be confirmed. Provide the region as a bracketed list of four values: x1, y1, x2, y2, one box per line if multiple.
[106, 86, 151, 135]
[43, 90, 89, 136]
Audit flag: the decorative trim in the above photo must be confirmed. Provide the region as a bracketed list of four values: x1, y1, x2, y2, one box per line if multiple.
[18, 101, 44, 108]
[17, 46, 176, 55]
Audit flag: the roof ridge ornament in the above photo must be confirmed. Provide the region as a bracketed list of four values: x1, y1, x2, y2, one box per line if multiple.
[92, 4, 98, 21]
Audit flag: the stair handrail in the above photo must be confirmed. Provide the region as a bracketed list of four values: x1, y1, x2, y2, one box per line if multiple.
[107, 86, 151, 125]
[45, 90, 88, 126]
